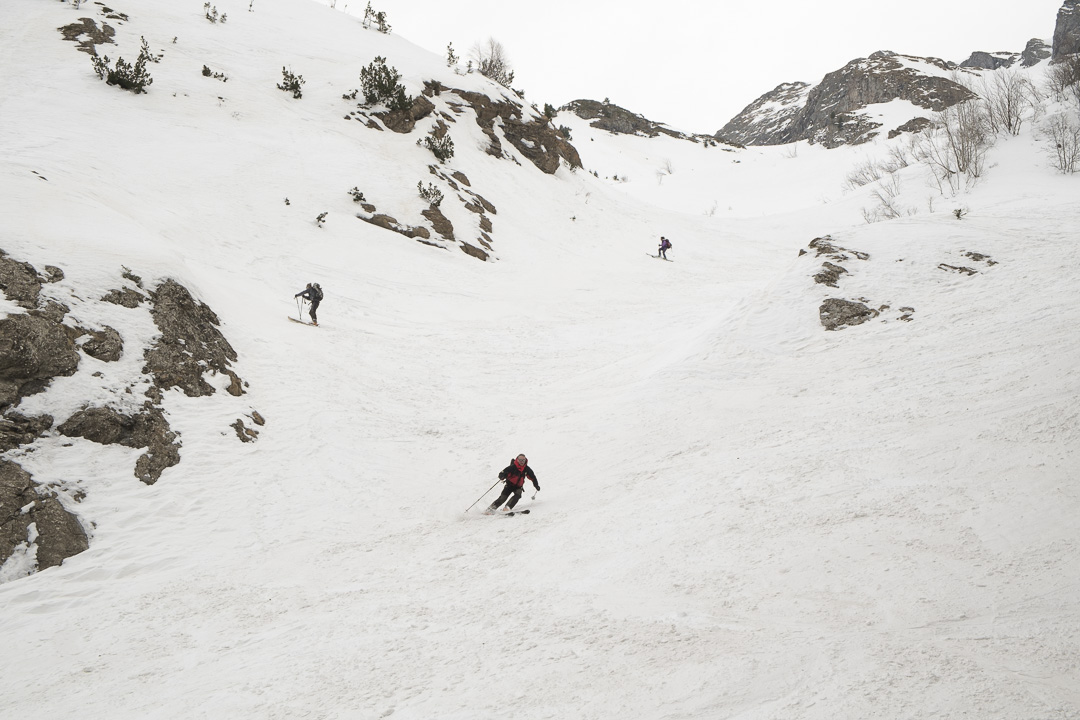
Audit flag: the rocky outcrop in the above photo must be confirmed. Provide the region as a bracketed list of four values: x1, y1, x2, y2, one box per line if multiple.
[0, 413, 53, 454]
[144, 279, 244, 398]
[79, 325, 123, 362]
[58, 404, 180, 485]
[959, 51, 1018, 70]
[716, 82, 811, 147]
[1053, 0, 1080, 60]
[0, 249, 258, 579]
[718, 53, 974, 147]
[0, 460, 88, 577]
[562, 99, 689, 139]
[820, 299, 879, 330]
[0, 311, 80, 410]
[450, 89, 582, 173]
[1021, 38, 1052, 67]
[374, 94, 436, 134]
[58, 17, 115, 55]
[888, 117, 932, 139]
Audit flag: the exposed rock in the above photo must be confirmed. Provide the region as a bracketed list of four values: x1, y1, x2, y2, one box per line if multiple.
[716, 82, 812, 147]
[42, 266, 64, 283]
[1053, 0, 1080, 60]
[938, 263, 978, 276]
[0, 249, 44, 310]
[374, 95, 435, 134]
[814, 262, 848, 288]
[79, 325, 123, 362]
[959, 51, 1018, 70]
[58, 404, 181, 485]
[422, 205, 455, 241]
[718, 53, 975, 147]
[451, 171, 471, 187]
[1021, 38, 1052, 67]
[143, 279, 243, 398]
[358, 213, 431, 240]
[808, 236, 869, 261]
[58, 17, 115, 55]
[460, 243, 489, 261]
[0, 313, 80, 409]
[0, 460, 88, 575]
[101, 287, 147, 307]
[450, 89, 582, 173]
[820, 299, 879, 330]
[888, 117, 932, 139]
[562, 99, 688, 139]
[231, 418, 259, 443]
[0, 412, 53, 453]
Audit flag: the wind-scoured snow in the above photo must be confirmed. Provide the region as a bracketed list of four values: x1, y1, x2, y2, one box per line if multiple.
[1, 1, 1078, 719]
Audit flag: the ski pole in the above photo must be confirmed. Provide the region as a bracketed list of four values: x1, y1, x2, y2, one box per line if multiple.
[295, 295, 304, 320]
[465, 479, 501, 513]
[531, 488, 539, 501]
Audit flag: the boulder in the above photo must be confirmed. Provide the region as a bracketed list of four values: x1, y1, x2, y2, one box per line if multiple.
[820, 298, 879, 330]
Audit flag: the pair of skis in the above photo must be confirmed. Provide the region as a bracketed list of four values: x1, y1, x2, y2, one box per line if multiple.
[490, 508, 530, 517]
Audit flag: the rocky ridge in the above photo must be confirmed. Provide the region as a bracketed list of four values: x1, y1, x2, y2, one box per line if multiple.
[718, 52, 976, 148]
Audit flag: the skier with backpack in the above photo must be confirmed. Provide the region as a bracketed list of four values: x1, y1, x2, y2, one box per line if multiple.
[484, 454, 540, 514]
[294, 282, 323, 326]
[658, 236, 672, 260]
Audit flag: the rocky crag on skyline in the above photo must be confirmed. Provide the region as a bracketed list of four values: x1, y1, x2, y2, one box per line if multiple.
[716, 0, 1078, 148]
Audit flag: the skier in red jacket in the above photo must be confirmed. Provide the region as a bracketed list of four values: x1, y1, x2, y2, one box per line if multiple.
[485, 454, 539, 514]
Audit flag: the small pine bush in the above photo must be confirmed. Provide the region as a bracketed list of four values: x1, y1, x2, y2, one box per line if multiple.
[417, 181, 443, 207]
[419, 127, 454, 162]
[91, 41, 154, 93]
[358, 56, 412, 111]
[362, 2, 391, 33]
[277, 67, 304, 99]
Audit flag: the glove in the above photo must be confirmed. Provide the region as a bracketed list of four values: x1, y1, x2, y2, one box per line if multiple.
[533, 484, 540, 492]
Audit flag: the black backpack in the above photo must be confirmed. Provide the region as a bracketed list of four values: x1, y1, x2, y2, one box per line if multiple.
[311, 283, 323, 301]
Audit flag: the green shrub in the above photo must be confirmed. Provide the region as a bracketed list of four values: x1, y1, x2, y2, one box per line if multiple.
[417, 181, 443, 207]
[277, 67, 304, 99]
[91, 40, 154, 93]
[359, 56, 412, 110]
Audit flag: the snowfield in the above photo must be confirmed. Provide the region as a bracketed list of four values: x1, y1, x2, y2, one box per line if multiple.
[1, 1, 1078, 718]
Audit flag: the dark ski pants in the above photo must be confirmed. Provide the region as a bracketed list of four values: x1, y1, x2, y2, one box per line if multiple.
[489, 482, 523, 510]
[308, 299, 320, 323]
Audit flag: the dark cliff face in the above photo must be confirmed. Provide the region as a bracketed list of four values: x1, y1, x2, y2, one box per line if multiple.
[716, 52, 975, 148]
[1053, 0, 1080, 60]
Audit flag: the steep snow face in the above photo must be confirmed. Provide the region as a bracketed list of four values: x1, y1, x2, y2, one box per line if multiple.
[2, 2, 1080, 720]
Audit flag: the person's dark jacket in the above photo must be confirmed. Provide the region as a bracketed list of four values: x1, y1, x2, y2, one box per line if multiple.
[499, 461, 539, 490]
[295, 286, 321, 303]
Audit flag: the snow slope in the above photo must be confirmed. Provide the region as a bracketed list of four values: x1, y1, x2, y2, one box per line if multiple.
[1, 1, 1078, 718]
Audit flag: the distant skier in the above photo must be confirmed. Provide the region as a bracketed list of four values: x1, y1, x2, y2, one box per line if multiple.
[485, 454, 540, 514]
[658, 236, 672, 260]
[294, 282, 323, 326]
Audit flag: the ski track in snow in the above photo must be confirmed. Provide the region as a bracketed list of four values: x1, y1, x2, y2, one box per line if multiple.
[1, 2, 1079, 719]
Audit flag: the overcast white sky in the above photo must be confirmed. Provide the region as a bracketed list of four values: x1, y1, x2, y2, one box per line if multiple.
[335, 0, 1066, 133]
